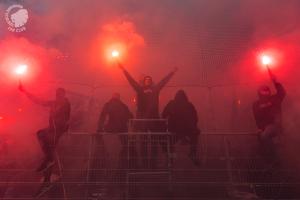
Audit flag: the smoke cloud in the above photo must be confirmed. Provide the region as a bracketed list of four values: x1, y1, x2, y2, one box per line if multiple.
[1, 0, 300, 172]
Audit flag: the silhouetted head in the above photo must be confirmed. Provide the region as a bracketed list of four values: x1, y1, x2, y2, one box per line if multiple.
[112, 92, 121, 100]
[174, 90, 188, 103]
[56, 88, 66, 101]
[258, 85, 271, 99]
[143, 76, 153, 87]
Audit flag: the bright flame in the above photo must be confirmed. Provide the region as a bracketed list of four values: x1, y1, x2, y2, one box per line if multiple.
[261, 55, 272, 65]
[15, 64, 28, 75]
[111, 50, 120, 58]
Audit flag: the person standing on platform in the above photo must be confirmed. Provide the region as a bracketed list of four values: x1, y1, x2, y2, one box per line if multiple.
[118, 64, 178, 168]
[97, 93, 136, 167]
[253, 68, 286, 168]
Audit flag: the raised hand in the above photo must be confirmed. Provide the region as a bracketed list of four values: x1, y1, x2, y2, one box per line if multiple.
[267, 67, 277, 82]
[118, 62, 125, 71]
[18, 81, 25, 92]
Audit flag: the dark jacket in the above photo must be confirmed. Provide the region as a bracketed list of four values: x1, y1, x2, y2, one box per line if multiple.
[98, 98, 133, 133]
[47, 98, 71, 132]
[123, 70, 175, 118]
[162, 91, 200, 136]
[253, 81, 286, 130]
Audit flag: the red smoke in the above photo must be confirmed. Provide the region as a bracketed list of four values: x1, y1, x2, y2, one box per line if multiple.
[237, 38, 298, 84]
[0, 37, 61, 86]
[91, 20, 145, 67]
[0, 37, 61, 143]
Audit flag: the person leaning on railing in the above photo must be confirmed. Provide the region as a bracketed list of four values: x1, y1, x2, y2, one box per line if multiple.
[162, 90, 200, 166]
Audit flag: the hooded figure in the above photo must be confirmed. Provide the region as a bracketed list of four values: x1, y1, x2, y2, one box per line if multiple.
[97, 93, 136, 168]
[162, 90, 200, 166]
[163, 90, 199, 135]
[98, 93, 133, 133]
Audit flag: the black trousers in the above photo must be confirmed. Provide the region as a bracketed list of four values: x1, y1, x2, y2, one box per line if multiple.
[132, 120, 167, 168]
[258, 124, 280, 163]
[36, 127, 66, 182]
[36, 128, 65, 162]
[119, 135, 139, 168]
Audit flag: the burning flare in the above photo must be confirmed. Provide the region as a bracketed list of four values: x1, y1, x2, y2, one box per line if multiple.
[111, 50, 120, 58]
[261, 55, 272, 66]
[15, 64, 28, 75]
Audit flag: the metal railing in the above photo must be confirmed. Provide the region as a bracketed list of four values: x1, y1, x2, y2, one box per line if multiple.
[0, 131, 299, 199]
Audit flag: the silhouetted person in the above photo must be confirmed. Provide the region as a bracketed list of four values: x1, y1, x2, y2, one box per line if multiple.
[119, 63, 177, 119]
[162, 90, 200, 166]
[97, 93, 136, 168]
[97, 93, 133, 133]
[119, 64, 177, 168]
[253, 68, 286, 166]
[19, 84, 71, 183]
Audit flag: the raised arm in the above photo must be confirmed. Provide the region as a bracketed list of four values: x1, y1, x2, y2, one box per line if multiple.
[157, 67, 178, 90]
[268, 68, 286, 101]
[19, 83, 52, 107]
[118, 63, 140, 91]
[273, 80, 286, 102]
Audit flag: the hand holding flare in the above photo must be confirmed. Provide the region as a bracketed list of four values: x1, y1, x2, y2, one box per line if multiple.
[261, 55, 276, 82]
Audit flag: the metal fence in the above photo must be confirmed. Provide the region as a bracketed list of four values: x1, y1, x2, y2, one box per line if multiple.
[0, 130, 299, 199]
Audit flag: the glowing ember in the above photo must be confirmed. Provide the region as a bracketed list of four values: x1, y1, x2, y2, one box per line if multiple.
[261, 55, 272, 65]
[15, 64, 28, 75]
[111, 50, 120, 58]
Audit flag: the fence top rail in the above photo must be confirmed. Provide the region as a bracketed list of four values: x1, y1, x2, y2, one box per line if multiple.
[129, 118, 168, 121]
[68, 131, 257, 136]
[69, 132, 172, 135]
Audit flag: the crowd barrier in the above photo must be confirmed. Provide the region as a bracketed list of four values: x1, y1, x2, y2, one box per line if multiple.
[0, 128, 299, 199]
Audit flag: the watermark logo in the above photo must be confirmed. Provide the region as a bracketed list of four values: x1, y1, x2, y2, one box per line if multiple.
[5, 4, 29, 32]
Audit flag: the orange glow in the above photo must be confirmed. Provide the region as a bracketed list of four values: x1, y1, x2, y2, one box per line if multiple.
[257, 49, 282, 71]
[91, 20, 145, 67]
[111, 50, 120, 58]
[261, 55, 272, 65]
[0, 37, 55, 84]
[104, 43, 127, 63]
[0, 55, 40, 83]
[238, 39, 295, 84]
[15, 64, 28, 75]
